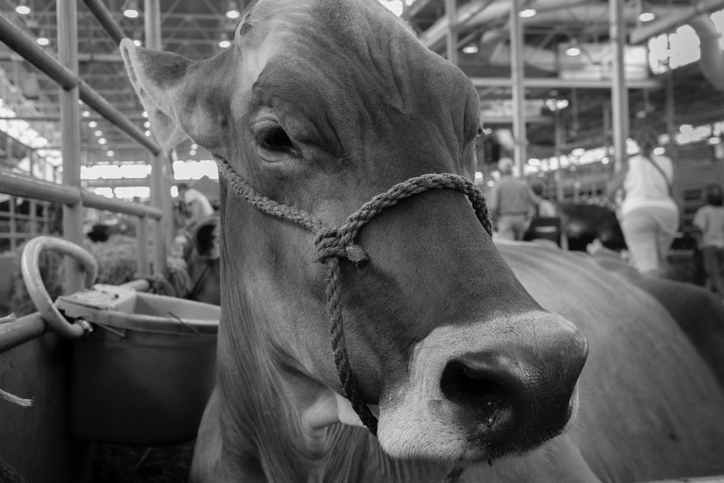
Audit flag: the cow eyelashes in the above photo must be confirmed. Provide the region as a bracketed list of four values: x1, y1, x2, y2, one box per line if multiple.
[258, 126, 294, 151]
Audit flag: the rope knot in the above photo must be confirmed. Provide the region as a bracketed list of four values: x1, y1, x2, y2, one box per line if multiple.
[316, 229, 370, 268]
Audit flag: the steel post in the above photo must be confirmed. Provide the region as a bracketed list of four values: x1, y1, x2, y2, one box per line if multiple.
[9, 197, 16, 251]
[146, 0, 168, 277]
[554, 109, 564, 201]
[58, 0, 84, 294]
[609, 0, 629, 172]
[510, 0, 527, 177]
[136, 216, 150, 276]
[666, 69, 677, 164]
[445, 0, 458, 66]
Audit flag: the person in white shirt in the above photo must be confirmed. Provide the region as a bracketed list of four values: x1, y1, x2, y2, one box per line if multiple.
[606, 128, 679, 277]
[178, 182, 214, 229]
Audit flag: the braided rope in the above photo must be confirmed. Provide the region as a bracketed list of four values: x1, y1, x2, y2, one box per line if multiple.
[215, 154, 492, 439]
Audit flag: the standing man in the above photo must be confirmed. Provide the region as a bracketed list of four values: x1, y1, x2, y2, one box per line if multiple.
[177, 182, 214, 230]
[489, 157, 540, 241]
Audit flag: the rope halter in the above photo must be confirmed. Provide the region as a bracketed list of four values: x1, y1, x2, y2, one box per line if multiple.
[214, 154, 493, 435]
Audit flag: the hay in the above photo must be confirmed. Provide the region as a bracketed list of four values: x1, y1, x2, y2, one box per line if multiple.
[92, 441, 195, 483]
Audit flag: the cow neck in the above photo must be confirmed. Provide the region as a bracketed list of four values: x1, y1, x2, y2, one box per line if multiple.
[214, 154, 493, 438]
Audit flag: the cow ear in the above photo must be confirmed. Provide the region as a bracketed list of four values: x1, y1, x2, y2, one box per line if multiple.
[120, 38, 194, 152]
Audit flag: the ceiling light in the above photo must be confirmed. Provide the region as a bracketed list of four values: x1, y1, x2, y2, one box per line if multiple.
[519, 8, 537, 18]
[638, 11, 655, 22]
[36, 31, 49, 46]
[707, 136, 721, 145]
[189, 149, 197, 156]
[565, 44, 581, 57]
[106, 150, 114, 156]
[82, 110, 91, 117]
[15, 0, 31, 15]
[143, 121, 150, 128]
[98, 138, 107, 144]
[123, 0, 139, 18]
[462, 44, 478, 54]
[133, 39, 142, 46]
[190, 143, 198, 149]
[226, 0, 240, 19]
[145, 130, 151, 136]
[94, 130, 103, 136]
[89, 121, 98, 128]
[142, 111, 148, 118]
[218, 33, 231, 49]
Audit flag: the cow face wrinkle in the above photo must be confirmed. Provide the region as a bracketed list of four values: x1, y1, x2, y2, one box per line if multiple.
[215, 153, 494, 437]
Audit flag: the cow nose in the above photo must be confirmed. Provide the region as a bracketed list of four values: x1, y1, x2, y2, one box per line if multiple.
[439, 326, 588, 450]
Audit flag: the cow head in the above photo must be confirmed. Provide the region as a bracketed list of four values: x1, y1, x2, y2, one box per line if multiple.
[122, 0, 587, 470]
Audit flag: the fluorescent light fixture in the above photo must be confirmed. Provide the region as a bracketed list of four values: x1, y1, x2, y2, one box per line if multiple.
[519, 8, 536, 18]
[226, 0, 240, 19]
[218, 33, 231, 49]
[123, 0, 139, 18]
[528, 158, 541, 166]
[16, 5, 31, 15]
[462, 44, 479, 54]
[15, 0, 30, 15]
[565, 45, 581, 57]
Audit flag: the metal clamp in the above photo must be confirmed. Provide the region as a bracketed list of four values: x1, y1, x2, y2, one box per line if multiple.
[21, 236, 98, 339]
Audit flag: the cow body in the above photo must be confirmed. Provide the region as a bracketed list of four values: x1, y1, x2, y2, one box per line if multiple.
[496, 242, 724, 483]
[119, 1, 724, 482]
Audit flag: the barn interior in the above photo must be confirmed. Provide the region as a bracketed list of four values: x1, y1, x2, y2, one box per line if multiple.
[1, 0, 724, 481]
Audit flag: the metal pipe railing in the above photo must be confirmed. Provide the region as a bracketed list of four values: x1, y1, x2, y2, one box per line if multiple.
[0, 11, 162, 156]
[0, 167, 163, 219]
[78, 80, 161, 155]
[82, 191, 163, 219]
[0, 13, 76, 89]
[81, 0, 127, 45]
[0, 279, 151, 354]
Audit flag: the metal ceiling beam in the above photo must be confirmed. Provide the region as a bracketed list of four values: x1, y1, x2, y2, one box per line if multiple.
[404, 0, 439, 21]
[470, 77, 662, 89]
[629, 0, 724, 44]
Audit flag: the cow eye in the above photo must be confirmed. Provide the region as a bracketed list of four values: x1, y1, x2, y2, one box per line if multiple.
[259, 127, 294, 151]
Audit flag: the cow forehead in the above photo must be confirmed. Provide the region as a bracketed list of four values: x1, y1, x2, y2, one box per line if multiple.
[236, 0, 479, 136]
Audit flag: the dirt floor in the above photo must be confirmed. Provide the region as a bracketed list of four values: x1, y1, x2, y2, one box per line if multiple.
[92, 442, 195, 483]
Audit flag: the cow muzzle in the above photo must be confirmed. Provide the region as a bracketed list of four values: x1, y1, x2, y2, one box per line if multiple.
[376, 311, 588, 464]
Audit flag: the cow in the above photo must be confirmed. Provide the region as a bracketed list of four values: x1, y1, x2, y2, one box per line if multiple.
[524, 202, 626, 252]
[120, 1, 724, 482]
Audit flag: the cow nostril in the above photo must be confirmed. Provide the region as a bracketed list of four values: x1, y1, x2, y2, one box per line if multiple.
[440, 360, 511, 423]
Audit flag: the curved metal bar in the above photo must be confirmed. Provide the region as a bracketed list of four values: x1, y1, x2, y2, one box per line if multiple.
[20, 237, 98, 339]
